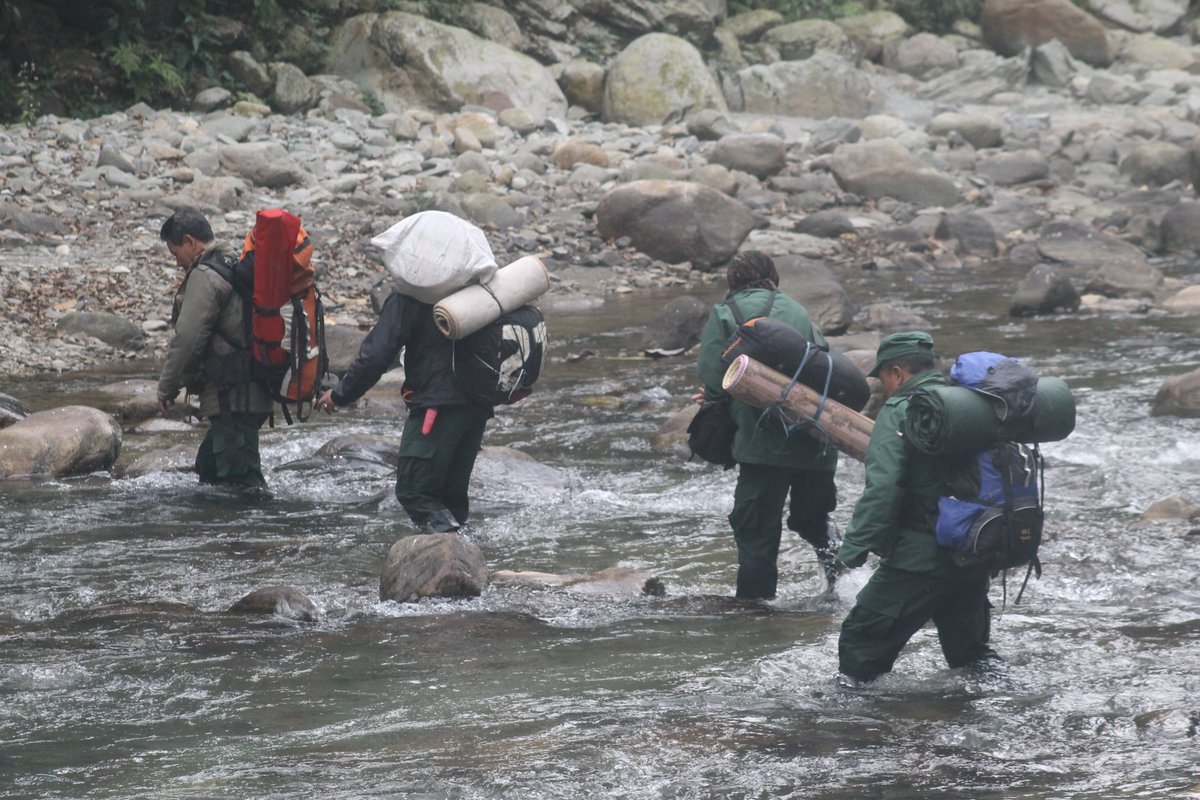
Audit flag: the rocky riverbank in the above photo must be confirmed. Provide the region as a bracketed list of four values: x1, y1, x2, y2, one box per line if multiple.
[4, 0, 1200, 411]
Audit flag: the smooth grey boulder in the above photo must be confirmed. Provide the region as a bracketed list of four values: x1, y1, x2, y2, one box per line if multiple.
[380, 532, 489, 603]
[595, 180, 762, 268]
[119, 444, 195, 479]
[982, 0, 1113, 66]
[327, 12, 567, 119]
[56, 311, 145, 350]
[828, 139, 961, 207]
[603, 32, 726, 126]
[1010, 263, 1081, 316]
[1119, 142, 1189, 188]
[641, 295, 712, 352]
[1160, 203, 1200, 253]
[709, 133, 787, 179]
[728, 52, 884, 118]
[218, 142, 308, 188]
[228, 586, 323, 622]
[1152, 368, 1200, 418]
[976, 149, 1050, 186]
[935, 211, 998, 256]
[0, 406, 122, 479]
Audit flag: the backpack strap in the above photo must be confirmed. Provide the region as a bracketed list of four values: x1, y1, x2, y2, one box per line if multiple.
[724, 290, 776, 329]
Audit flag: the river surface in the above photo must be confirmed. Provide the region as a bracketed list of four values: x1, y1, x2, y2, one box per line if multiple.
[2, 260, 1199, 800]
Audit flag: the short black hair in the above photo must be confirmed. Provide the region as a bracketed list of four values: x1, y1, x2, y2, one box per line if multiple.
[160, 207, 213, 245]
[883, 353, 937, 375]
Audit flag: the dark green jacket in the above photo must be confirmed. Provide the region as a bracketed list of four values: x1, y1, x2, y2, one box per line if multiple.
[696, 287, 836, 471]
[838, 369, 955, 573]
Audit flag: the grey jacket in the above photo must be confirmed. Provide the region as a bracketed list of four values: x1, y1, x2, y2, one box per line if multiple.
[158, 241, 273, 418]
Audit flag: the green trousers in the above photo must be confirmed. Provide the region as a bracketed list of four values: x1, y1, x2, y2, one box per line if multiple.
[728, 462, 837, 599]
[195, 412, 269, 489]
[838, 563, 997, 682]
[395, 405, 492, 532]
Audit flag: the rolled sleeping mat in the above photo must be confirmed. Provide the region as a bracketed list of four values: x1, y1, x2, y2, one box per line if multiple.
[720, 316, 871, 412]
[904, 377, 1076, 455]
[433, 256, 550, 340]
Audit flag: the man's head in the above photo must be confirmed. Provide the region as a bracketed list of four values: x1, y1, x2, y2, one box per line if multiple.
[160, 207, 214, 268]
[869, 331, 936, 396]
[726, 250, 780, 294]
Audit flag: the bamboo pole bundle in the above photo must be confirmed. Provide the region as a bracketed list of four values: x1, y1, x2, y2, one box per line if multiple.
[722, 354, 875, 462]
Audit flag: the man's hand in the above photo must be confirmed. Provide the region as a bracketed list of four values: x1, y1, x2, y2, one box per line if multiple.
[691, 391, 705, 405]
[316, 389, 338, 414]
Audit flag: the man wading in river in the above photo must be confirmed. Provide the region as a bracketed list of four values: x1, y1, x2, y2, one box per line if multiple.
[836, 332, 1000, 683]
[696, 250, 843, 599]
[157, 208, 273, 491]
[315, 293, 493, 534]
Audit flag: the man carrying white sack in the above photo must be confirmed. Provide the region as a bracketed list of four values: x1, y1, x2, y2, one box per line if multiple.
[316, 213, 501, 533]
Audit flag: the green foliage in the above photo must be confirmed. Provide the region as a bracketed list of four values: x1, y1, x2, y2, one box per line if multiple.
[890, 0, 982, 33]
[361, 91, 387, 116]
[108, 42, 185, 104]
[251, 0, 281, 29]
[16, 61, 40, 125]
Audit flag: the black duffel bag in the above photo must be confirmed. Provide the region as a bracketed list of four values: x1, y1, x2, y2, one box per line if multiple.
[686, 398, 737, 469]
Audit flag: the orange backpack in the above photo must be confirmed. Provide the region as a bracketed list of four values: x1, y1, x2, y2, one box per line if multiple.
[237, 209, 327, 423]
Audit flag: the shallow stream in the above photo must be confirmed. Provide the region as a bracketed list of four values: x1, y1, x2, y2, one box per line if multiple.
[2, 261, 1199, 799]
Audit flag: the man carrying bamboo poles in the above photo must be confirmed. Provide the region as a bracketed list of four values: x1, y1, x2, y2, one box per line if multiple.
[696, 250, 843, 600]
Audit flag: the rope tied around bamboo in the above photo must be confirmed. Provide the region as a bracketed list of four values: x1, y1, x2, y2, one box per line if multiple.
[722, 354, 874, 463]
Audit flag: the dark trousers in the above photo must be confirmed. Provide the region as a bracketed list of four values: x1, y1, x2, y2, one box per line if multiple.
[195, 412, 269, 489]
[395, 405, 491, 532]
[838, 563, 997, 683]
[728, 462, 837, 599]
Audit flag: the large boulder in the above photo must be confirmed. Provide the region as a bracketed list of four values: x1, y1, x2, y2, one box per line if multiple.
[595, 180, 762, 268]
[727, 52, 884, 118]
[828, 139, 961, 207]
[1152, 368, 1200, 417]
[0, 406, 122, 479]
[1119, 142, 1189, 188]
[708, 133, 787, 179]
[0, 392, 30, 429]
[327, 12, 567, 119]
[1010, 263, 1081, 316]
[775, 255, 855, 335]
[379, 532, 489, 603]
[603, 33, 726, 126]
[641, 295, 712, 352]
[835, 11, 910, 61]
[982, 0, 1113, 66]
[55, 311, 145, 350]
[761, 19, 859, 61]
[218, 142, 308, 188]
[1160, 203, 1200, 253]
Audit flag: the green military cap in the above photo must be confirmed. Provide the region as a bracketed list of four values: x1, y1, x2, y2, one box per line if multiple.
[868, 331, 935, 377]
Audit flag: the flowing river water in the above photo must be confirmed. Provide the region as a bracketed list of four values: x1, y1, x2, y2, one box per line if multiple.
[2, 258, 1199, 799]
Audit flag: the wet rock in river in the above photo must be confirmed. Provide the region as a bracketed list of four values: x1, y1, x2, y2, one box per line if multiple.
[0, 392, 30, 429]
[55, 311, 145, 351]
[0, 405, 122, 479]
[228, 585, 323, 622]
[641, 295, 711, 353]
[1141, 495, 1200, 522]
[1010, 263, 1081, 317]
[1150, 367, 1200, 418]
[380, 532, 489, 603]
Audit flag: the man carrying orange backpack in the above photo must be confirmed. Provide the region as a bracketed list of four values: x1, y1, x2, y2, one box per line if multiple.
[157, 207, 273, 491]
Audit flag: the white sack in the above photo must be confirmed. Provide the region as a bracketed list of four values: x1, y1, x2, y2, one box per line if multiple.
[372, 211, 498, 304]
[433, 256, 551, 339]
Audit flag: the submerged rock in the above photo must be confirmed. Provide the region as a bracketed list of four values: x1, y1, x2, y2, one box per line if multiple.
[228, 586, 323, 622]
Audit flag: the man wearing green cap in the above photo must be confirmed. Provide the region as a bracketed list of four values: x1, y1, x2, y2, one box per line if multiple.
[696, 250, 841, 600]
[837, 331, 999, 683]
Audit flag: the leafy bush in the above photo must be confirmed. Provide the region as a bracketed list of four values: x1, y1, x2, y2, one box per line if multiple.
[108, 42, 185, 104]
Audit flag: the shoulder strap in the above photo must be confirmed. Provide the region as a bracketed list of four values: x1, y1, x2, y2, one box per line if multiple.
[724, 290, 776, 327]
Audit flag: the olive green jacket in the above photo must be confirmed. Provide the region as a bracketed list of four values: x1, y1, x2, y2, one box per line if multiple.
[838, 369, 955, 574]
[696, 287, 837, 471]
[158, 241, 273, 419]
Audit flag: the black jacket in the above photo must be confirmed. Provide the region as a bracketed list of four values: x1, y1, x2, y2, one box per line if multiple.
[332, 292, 487, 411]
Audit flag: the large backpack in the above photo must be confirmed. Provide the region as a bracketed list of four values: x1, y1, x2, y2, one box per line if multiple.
[453, 304, 547, 405]
[207, 209, 328, 424]
[934, 351, 1046, 601]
